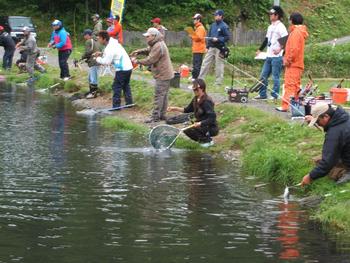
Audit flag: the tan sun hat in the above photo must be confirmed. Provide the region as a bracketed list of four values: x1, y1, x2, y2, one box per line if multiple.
[308, 103, 330, 127]
[143, 27, 159, 37]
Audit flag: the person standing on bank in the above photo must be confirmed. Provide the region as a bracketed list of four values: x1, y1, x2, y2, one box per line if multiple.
[16, 26, 39, 81]
[0, 26, 15, 70]
[189, 13, 207, 80]
[48, 20, 72, 81]
[276, 12, 308, 112]
[198, 9, 230, 86]
[151, 17, 167, 36]
[254, 6, 288, 101]
[91, 14, 102, 41]
[108, 15, 123, 44]
[168, 79, 219, 147]
[301, 104, 350, 186]
[130, 28, 174, 123]
[81, 29, 102, 99]
[95, 31, 133, 108]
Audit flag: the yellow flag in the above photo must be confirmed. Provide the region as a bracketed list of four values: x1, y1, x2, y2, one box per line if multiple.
[110, 0, 126, 22]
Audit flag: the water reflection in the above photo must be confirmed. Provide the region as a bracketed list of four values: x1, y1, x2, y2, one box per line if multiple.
[0, 83, 350, 262]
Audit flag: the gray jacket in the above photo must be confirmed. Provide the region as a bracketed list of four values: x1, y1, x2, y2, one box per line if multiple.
[93, 20, 103, 40]
[21, 34, 39, 55]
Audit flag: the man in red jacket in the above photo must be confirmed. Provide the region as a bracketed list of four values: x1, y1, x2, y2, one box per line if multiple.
[276, 12, 308, 112]
[106, 15, 123, 44]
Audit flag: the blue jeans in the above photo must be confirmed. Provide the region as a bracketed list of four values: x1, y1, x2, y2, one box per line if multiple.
[259, 56, 283, 99]
[89, 66, 99, 85]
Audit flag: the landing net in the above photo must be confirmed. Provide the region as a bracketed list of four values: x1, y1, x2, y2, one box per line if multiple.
[149, 124, 180, 149]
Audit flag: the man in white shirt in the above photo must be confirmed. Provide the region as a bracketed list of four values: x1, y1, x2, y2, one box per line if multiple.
[95, 31, 134, 108]
[255, 6, 288, 100]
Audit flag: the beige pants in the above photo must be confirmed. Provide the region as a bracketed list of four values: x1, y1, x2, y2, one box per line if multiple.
[313, 156, 348, 181]
[198, 47, 224, 85]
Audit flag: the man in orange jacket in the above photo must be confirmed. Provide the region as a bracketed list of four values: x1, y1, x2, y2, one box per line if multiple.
[190, 13, 207, 80]
[107, 15, 123, 44]
[276, 12, 308, 112]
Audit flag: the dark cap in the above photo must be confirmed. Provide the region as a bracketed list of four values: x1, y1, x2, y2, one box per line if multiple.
[151, 17, 161, 24]
[214, 10, 224, 16]
[268, 6, 284, 18]
[83, 29, 93, 36]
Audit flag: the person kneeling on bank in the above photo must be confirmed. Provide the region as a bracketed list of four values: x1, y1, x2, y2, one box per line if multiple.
[301, 103, 350, 186]
[167, 79, 219, 147]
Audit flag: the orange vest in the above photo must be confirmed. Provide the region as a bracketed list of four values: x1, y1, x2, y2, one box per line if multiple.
[191, 22, 206, 53]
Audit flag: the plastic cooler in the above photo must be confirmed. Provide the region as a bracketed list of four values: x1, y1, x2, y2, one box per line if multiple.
[330, 88, 348, 104]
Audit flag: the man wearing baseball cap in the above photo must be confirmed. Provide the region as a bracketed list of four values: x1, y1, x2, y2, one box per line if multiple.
[151, 17, 167, 36]
[130, 28, 174, 123]
[301, 103, 350, 186]
[198, 9, 230, 86]
[188, 14, 207, 80]
[15, 26, 39, 81]
[91, 14, 102, 41]
[81, 29, 102, 98]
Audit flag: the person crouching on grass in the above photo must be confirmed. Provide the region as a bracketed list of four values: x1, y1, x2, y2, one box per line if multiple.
[94, 31, 133, 108]
[167, 79, 219, 147]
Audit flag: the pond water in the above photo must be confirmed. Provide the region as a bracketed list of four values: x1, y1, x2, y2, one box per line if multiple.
[0, 84, 349, 262]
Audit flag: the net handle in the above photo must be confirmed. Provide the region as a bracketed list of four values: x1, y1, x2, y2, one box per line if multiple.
[166, 124, 196, 149]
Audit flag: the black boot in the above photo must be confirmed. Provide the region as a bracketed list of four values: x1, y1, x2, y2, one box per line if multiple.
[86, 84, 98, 99]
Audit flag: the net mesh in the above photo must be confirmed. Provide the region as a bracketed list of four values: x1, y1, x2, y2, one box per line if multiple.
[149, 124, 180, 149]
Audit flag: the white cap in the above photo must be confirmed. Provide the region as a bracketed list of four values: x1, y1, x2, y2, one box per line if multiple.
[22, 26, 30, 32]
[143, 27, 160, 37]
[308, 103, 330, 127]
[193, 13, 202, 19]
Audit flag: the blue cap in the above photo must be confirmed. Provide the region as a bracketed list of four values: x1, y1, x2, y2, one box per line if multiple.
[51, 20, 62, 27]
[83, 29, 93, 36]
[214, 10, 224, 16]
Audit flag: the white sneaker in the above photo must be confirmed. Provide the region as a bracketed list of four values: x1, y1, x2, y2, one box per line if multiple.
[63, 77, 70, 81]
[200, 141, 214, 148]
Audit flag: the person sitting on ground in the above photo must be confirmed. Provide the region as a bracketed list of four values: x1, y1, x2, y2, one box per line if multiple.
[301, 103, 350, 186]
[167, 79, 219, 147]
[151, 17, 167, 36]
[95, 31, 133, 108]
[130, 28, 174, 123]
[0, 25, 15, 70]
[81, 29, 102, 99]
[16, 26, 40, 81]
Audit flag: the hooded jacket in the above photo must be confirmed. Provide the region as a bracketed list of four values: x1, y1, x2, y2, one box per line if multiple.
[310, 107, 350, 180]
[108, 20, 123, 44]
[191, 22, 206, 53]
[284, 25, 308, 69]
[137, 34, 174, 80]
[50, 27, 72, 51]
[96, 37, 132, 71]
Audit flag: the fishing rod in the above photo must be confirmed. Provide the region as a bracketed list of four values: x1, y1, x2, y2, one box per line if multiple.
[220, 58, 307, 117]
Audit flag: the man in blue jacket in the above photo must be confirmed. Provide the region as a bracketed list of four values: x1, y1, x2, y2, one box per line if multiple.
[198, 9, 230, 86]
[48, 20, 72, 80]
[302, 104, 350, 186]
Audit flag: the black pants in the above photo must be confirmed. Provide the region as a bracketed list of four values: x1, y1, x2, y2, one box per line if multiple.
[58, 50, 71, 78]
[192, 53, 204, 79]
[112, 70, 133, 108]
[184, 125, 219, 143]
[3, 48, 14, 69]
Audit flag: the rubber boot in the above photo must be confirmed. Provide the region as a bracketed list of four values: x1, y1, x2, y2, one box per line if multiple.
[86, 84, 98, 99]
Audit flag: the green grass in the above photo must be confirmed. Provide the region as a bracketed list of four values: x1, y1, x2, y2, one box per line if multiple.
[101, 116, 148, 133]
